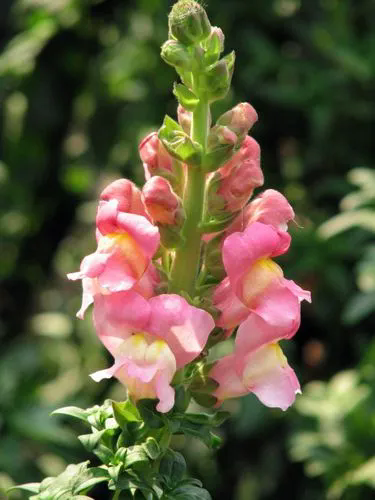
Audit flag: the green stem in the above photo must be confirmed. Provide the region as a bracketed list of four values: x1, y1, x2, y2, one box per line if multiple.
[112, 490, 120, 500]
[169, 92, 209, 296]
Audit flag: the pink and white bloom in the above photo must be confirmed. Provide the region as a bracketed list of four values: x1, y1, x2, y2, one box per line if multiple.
[210, 312, 301, 410]
[91, 294, 215, 413]
[68, 198, 160, 301]
[214, 222, 310, 332]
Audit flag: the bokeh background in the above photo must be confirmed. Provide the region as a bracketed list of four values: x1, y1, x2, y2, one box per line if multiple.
[1, 0, 375, 498]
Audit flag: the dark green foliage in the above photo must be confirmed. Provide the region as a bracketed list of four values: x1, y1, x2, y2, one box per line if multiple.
[1, 0, 375, 499]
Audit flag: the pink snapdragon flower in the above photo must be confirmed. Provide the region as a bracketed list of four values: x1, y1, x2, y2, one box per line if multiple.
[210, 312, 300, 410]
[139, 132, 174, 181]
[68, 197, 160, 308]
[91, 294, 215, 412]
[214, 222, 310, 332]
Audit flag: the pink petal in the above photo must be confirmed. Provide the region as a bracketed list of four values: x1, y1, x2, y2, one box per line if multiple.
[244, 348, 301, 411]
[155, 371, 175, 413]
[222, 222, 291, 296]
[210, 355, 248, 402]
[146, 294, 215, 368]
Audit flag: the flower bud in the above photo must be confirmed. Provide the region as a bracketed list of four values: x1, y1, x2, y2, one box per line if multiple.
[202, 51, 235, 102]
[99, 179, 147, 217]
[169, 0, 211, 46]
[203, 27, 225, 65]
[217, 102, 258, 142]
[161, 40, 193, 70]
[177, 105, 192, 134]
[139, 131, 175, 180]
[143, 176, 183, 226]
[206, 136, 264, 215]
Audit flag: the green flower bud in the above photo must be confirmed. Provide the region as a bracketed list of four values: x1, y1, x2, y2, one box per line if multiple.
[203, 26, 225, 65]
[202, 51, 235, 101]
[169, 0, 211, 46]
[161, 40, 193, 70]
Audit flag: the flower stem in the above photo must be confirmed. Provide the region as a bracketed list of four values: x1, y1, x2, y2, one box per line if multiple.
[112, 490, 120, 500]
[169, 86, 209, 296]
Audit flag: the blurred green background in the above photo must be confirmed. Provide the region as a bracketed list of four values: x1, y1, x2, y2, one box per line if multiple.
[1, 0, 375, 498]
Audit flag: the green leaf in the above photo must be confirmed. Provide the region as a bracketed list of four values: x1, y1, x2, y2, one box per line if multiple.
[143, 437, 161, 460]
[8, 482, 40, 494]
[159, 450, 186, 486]
[173, 83, 199, 111]
[190, 393, 217, 408]
[123, 445, 149, 468]
[21, 462, 109, 498]
[137, 399, 165, 429]
[78, 429, 114, 452]
[112, 400, 141, 428]
[169, 484, 212, 500]
[52, 406, 90, 423]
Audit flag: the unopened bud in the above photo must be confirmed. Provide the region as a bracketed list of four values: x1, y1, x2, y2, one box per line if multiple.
[207, 137, 264, 214]
[142, 176, 184, 227]
[203, 27, 225, 65]
[99, 179, 147, 217]
[161, 40, 193, 70]
[217, 102, 258, 142]
[139, 132, 174, 180]
[177, 105, 192, 134]
[202, 51, 235, 102]
[169, 0, 211, 46]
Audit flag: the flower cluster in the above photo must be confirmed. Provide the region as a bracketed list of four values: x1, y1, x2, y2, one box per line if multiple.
[69, 0, 310, 414]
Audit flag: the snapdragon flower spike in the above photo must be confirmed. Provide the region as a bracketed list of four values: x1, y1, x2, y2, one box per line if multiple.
[91, 293, 215, 413]
[210, 314, 301, 410]
[207, 136, 263, 215]
[68, 198, 160, 299]
[214, 222, 311, 332]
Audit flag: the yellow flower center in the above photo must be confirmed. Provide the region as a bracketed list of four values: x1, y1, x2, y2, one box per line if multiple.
[242, 257, 283, 306]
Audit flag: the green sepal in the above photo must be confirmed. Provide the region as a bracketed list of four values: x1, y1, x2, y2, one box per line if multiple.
[203, 142, 235, 172]
[159, 115, 202, 166]
[159, 225, 186, 249]
[199, 212, 237, 233]
[173, 82, 199, 111]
